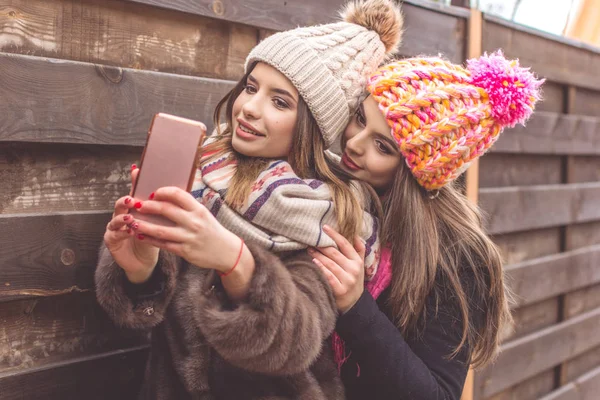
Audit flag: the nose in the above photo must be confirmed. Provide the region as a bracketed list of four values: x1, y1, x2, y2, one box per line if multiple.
[345, 129, 367, 157]
[241, 94, 261, 120]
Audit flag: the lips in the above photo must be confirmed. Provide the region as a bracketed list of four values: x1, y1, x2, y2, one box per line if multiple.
[236, 119, 265, 137]
[341, 152, 361, 171]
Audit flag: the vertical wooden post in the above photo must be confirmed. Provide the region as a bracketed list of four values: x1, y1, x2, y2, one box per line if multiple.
[464, 8, 483, 205]
[461, 8, 483, 400]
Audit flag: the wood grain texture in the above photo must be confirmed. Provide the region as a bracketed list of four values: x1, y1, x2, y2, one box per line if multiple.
[0, 292, 145, 373]
[538, 365, 600, 400]
[561, 345, 600, 384]
[0, 0, 257, 79]
[0, 211, 110, 302]
[479, 153, 562, 188]
[0, 346, 148, 400]
[492, 228, 561, 264]
[0, 52, 234, 145]
[564, 284, 600, 319]
[476, 307, 600, 398]
[483, 369, 555, 400]
[505, 245, 600, 308]
[491, 112, 600, 156]
[479, 183, 600, 235]
[566, 221, 600, 250]
[483, 16, 600, 91]
[0, 143, 136, 214]
[502, 298, 559, 341]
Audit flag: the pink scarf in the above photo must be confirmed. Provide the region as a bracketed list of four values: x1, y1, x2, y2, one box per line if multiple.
[332, 246, 393, 373]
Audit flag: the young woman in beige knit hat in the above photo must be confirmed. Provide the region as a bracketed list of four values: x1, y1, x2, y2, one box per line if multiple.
[94, 1, 402, 398]
[310, 53, 543, 399]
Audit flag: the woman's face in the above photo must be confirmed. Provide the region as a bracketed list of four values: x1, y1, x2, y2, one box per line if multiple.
[231, 62, 298, 159]
[340, 96, 402, 193]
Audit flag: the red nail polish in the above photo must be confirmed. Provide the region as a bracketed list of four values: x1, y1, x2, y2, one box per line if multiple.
[137, 234, 145, 240]
[132, 223, 139, 230]
[124, 197, 131, 205]
[131, 164, 137, 170]
[123, 215, 131, 221]
[149, 192, 155, 200]
[134, 202, 142, 209]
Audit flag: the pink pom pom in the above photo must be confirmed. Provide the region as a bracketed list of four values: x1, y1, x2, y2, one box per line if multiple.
[467, 50, 544, 128]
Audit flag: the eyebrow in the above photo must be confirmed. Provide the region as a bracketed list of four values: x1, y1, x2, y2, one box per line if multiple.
[247, 74, 298, 104]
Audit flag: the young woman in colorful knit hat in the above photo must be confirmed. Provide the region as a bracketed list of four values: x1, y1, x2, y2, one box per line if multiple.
[95, 1, 402, 398]
[310, 52, 544, 399]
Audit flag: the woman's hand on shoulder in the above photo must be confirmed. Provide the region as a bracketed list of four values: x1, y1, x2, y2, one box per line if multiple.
[308, 225, 366, 314]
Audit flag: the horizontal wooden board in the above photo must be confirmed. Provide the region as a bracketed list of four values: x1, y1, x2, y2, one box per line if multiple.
[0, 292, 144, 373]
[479, 182, 600, 235]
[483, 16, 600, 91]
[538, 365, 600, 400]
[0, 346, 148, 400]
[119, 0, 470, 37]
[0, 211, 110, 302]
[484, 369, 555, 400]
[492, 228, 560, 264]
[564, 284, 600, 319]
[567, 156, 600, 183]
[479, 153, 562, 188]
[505, 245, 600, 308]
[0, 52, 234, 145]
[561, 345, 600, 384]
[536, 81, 564, 113]
[491, 111, 600, 156]
[566, 221, 600, 250]
[0, 143, 136, 214]
[475, 307, 600, 398]
[572, 87, 600, 118]
[502, 298, 558, 342]
[0, 0, 257, 79]
[397, 1, 466, 63]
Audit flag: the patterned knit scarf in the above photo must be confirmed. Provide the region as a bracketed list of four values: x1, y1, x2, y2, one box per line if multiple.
[191, 150, 381, 280]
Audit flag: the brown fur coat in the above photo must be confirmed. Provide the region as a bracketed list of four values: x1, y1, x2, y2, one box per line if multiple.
[95, 243, 345, 399]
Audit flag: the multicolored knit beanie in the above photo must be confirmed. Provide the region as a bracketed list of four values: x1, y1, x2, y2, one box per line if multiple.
[367, 51, 544, 190]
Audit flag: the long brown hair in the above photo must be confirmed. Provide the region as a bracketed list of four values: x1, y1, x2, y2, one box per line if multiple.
[382, 161, 512, 368]
[202, 62, 364, 240]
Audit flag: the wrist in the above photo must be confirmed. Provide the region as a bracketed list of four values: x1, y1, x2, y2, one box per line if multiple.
[125, 267, 155, 284]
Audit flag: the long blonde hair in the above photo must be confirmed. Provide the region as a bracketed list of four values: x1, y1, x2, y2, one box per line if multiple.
[382, 161, 513, 368]
[202, 62, 365, 240]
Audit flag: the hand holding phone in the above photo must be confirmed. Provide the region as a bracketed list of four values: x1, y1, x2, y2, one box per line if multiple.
[130, 113, 206, 226]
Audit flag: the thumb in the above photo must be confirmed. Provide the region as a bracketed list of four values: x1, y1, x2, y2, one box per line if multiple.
[130, 165, 139, 196]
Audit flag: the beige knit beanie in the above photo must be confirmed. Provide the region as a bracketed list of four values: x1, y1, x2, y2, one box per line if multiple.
[245, 0, 404, 147]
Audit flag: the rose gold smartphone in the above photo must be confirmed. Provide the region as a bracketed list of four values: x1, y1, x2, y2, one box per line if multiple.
[130, 113, 206, 226]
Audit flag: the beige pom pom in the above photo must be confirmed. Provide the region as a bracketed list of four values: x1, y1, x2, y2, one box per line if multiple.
[340, 0, 404, 55]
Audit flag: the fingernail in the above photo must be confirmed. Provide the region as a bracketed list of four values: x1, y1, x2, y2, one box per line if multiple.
[134, 202, 142, 209]
[123, 215, 131, 221]
[124, 197, 131, 205]
[149, 192, 155, 200]
[131, 223, 139, 230]
[127, 228, 132, 234]
[131, 164, 137, 170]
[137, 234, 145, 240]
[323, 225, 330, 231]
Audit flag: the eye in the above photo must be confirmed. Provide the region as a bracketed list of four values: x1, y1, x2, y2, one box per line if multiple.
[244, 84, 257, 94]
[273, 97, 290, 109]
[354, 108, 366, 127]
[375, 140, 392, 155]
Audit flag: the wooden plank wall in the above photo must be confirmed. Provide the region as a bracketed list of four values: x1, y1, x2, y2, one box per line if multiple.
[0, 0, 469, 397]
[474, 15, 600, 400]
[1, 0, 599, 398]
